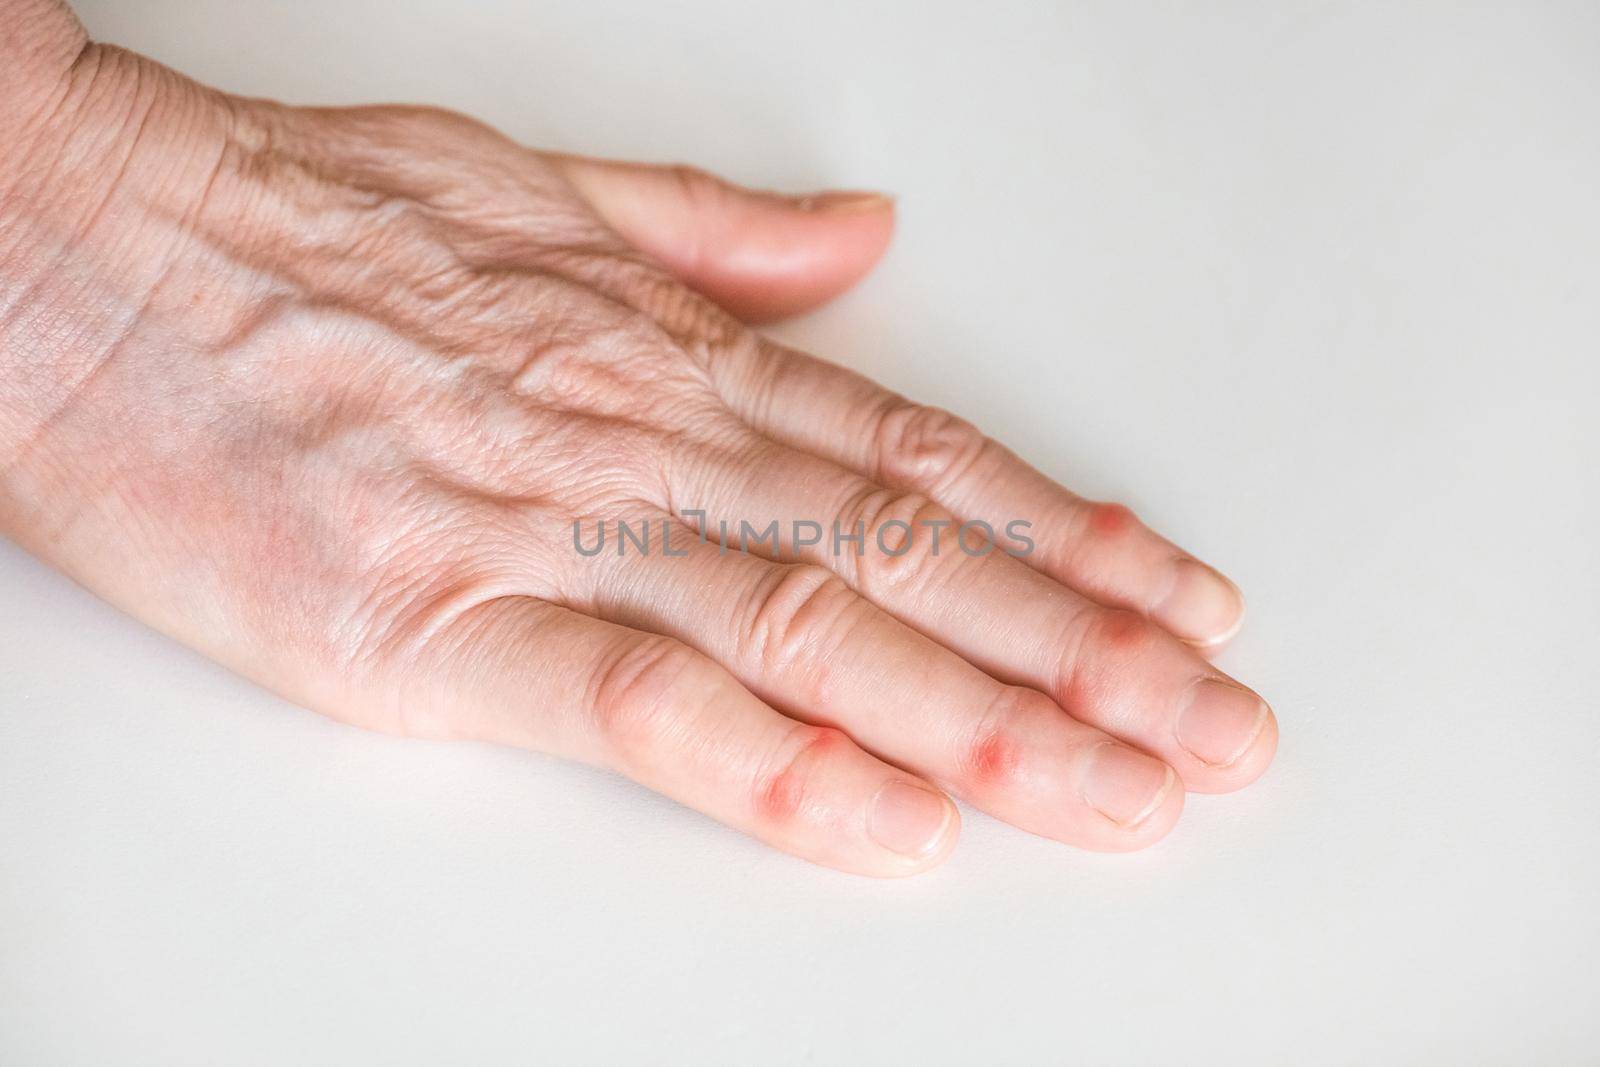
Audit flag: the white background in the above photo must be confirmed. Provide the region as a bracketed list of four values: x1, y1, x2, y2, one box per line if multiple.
[4, 2, 1597, 1063]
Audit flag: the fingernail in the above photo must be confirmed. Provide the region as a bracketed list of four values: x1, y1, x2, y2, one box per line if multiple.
[869, 780, 953, 858]
[793, 190, 895, 214]
[1081, 743, 1175, 829]
[1176, 679, 1269, 767]
[1152, 558, 1245, 648]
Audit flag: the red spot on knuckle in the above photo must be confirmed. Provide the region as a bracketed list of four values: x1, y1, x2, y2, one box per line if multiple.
[1059, 608, 1160, 706]
[967, 729, 1020, 787]
[1097, 608, 1153, 652]
[1088, 502, 1134, 537]
[962, 690, 1035, 790]
[755, 725, 845, 825]
[756, 773, 803, 825]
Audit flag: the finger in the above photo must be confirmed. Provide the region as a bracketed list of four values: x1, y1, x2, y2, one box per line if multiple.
[703, 339, 1246, 649]
[579, 515, 1184, 850]
[405, 595, 957, 876]
[666, 437, 1277, 792]
[547, 153, 894, 324]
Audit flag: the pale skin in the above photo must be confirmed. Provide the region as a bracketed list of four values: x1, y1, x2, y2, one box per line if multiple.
[1, 1, 1275, 876]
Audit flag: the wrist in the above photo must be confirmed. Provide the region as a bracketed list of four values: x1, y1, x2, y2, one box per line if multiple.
[0, 40, 239, 483]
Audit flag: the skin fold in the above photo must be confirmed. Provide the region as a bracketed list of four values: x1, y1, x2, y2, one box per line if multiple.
[0, 2, 1275, 876]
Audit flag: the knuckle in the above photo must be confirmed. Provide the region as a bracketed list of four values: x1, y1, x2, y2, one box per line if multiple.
[588, 634, 712, 763]
[1053, 500, 1141, 572]
[872, 402, 989, 491]
[741, 565, 864, 683]
[1057, 607, 1159, 704]
[512, 303, 681, 400]
[663, 163, 723, 211]
[837, 486, 952, 593]
[1090, 607, 1162, 656]
[958, 687, 1041, 792]
[751, 723, 850, 826]
[1084, 500, 1139, 538]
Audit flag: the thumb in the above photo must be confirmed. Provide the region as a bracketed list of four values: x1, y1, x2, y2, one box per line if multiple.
[546, 153, 895, 324]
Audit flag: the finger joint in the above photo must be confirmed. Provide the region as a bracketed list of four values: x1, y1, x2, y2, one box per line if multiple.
[871, 401, 990, 494]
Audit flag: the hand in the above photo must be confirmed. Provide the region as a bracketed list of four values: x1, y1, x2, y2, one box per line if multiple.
[0, 41, 1275, 876]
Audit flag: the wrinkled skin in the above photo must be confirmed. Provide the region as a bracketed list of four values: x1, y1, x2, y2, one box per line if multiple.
[0, 27, 1275, 875]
